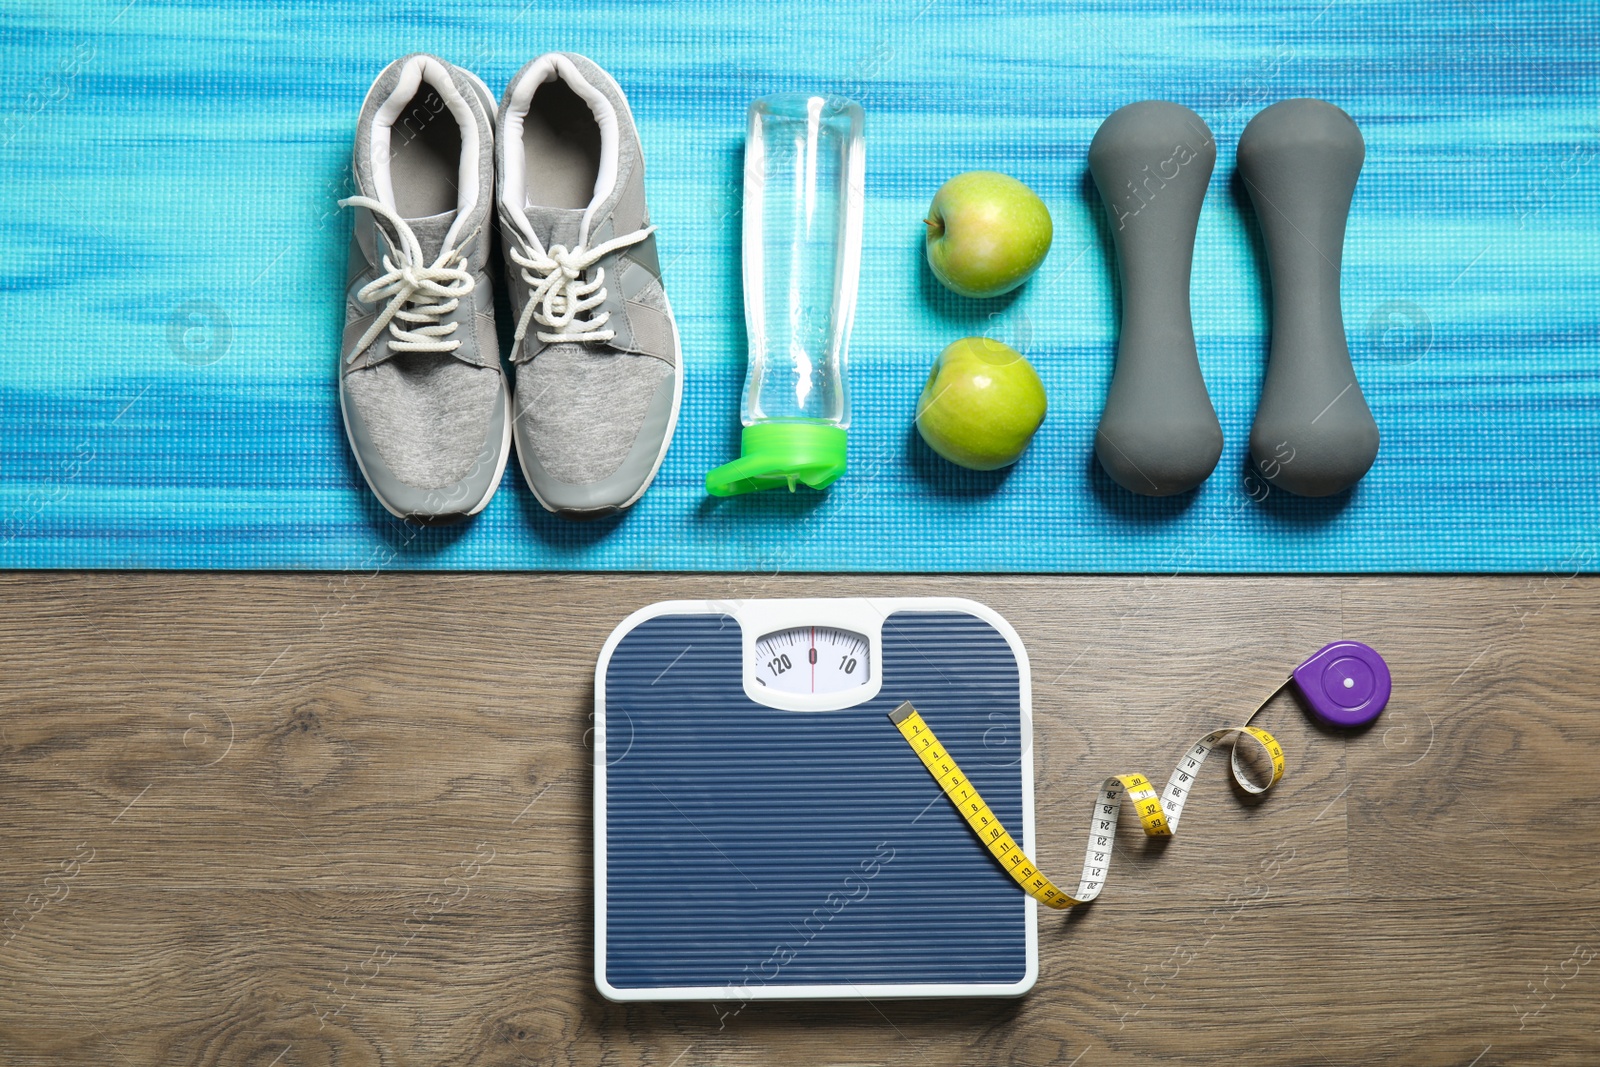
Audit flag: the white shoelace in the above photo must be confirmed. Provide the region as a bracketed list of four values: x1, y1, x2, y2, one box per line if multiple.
[510, 224, 656, 348]
[340, 195, 476, 362]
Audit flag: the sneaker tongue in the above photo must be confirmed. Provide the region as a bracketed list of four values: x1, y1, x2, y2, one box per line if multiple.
[402, 208, 459, 262]
[522, 204, 586, 253]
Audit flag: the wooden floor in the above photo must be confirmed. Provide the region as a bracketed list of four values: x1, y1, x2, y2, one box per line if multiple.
[1, 572, 1597, 1066]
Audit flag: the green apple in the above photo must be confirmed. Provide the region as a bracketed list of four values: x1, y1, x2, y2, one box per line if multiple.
[924, 171, 1053, 298]
[915, 337, 1047, 471]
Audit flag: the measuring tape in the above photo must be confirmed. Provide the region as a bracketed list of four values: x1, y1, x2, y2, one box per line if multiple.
[888, 641, 1390, 908]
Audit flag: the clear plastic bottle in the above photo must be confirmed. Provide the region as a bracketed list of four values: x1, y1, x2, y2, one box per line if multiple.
[706, 94, 864, 496]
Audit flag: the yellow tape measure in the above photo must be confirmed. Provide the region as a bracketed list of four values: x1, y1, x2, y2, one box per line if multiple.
[888, 702, 1286, 908]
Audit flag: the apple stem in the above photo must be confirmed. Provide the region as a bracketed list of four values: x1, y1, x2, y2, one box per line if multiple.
[924, 216, 943, 238]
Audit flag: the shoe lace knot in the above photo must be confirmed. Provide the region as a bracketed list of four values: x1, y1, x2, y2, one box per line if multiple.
[510, 224, 656, 348]
[341, 195, 476, 362]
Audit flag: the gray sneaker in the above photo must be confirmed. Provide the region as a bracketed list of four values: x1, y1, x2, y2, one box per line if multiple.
[339, 54, 512, 523]
[496, 53, 682, 519]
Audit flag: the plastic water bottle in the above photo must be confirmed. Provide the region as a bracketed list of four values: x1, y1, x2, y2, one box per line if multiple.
[706, 94, 864, 496]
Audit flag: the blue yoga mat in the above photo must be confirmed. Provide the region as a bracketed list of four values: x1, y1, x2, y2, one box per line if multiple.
[1, 1, 1596, 571]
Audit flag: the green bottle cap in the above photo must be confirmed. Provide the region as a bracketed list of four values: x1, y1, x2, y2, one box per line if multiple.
[705, 422, 848, 497]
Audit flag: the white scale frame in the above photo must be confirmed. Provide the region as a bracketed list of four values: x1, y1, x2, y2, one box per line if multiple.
[594, 597, 1038, 1002]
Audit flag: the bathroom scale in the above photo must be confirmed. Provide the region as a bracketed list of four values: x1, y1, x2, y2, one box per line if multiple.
[594, 597, 1037, 1001]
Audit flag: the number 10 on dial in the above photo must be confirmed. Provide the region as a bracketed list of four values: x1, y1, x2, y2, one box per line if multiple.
[751, 626, 870, 696]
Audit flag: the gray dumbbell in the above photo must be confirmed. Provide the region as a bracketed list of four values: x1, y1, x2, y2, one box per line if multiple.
[1089, 101, 1223, 497]
[1238, 98, 1378, 497]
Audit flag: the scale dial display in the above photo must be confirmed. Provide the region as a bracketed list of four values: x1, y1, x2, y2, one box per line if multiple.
[752, 626, 871, 695]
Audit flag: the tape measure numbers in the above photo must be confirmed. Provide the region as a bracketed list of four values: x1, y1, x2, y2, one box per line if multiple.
[890, 703, 1284, 908]
[888, 641, 1389, 908]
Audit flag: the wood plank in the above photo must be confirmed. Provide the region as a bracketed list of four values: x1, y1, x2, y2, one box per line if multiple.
[1, 573, 1597, 1064]
[1, 891, 1594, 1065]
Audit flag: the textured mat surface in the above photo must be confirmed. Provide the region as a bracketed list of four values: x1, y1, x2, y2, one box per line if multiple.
[0, 0, 1596, 571]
